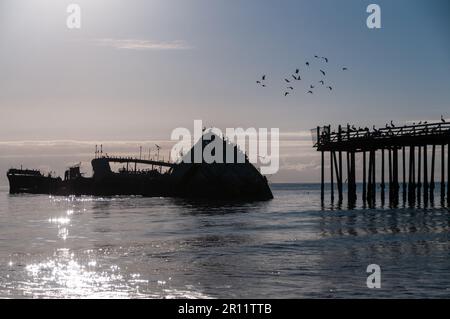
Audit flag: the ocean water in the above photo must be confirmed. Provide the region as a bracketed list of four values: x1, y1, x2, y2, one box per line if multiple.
[0, 183, 449, 299]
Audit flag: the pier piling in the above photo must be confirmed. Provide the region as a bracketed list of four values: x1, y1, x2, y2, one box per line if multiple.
[362, 151, 367, 203]
[320, 150, 324, 202]
[330, 151, 334, 202]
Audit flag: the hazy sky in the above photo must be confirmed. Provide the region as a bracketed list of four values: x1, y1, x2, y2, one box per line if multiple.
[0, 0, 449, 183]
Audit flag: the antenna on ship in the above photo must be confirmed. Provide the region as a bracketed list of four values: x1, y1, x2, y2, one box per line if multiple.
[100, 144, 103, 157]
[95, 145, 98, 158]
[155, 144, 161, 161]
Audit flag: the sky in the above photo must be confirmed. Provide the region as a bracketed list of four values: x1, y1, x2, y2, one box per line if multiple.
[0, 0, 449, 184]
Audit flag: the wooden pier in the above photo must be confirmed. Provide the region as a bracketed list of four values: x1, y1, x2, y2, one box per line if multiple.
[313, 121, 450, 207]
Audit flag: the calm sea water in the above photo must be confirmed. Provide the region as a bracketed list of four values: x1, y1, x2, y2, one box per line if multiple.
[0, 183, 449, 299]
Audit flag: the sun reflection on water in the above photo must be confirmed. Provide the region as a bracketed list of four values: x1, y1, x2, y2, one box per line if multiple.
[23, 248, 132, 298]
[8, 248, 209, 299]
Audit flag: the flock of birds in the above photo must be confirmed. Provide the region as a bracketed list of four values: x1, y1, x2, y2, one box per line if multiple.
[326, 115, 448, 137]
[256, 55, 348, 96]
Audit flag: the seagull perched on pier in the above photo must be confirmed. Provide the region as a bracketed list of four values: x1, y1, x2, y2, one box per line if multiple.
[390, 120, 395, 127]
[441, 115, 446, 123]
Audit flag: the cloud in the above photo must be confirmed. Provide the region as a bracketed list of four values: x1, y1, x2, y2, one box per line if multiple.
[94, 38, 192, 50]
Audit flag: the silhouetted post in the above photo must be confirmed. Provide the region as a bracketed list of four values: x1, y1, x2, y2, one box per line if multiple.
[388, 148, 392, 202]
[371, 150, 376, 205]
[346, 126, 351, 204]
[321, 150, 324, 202]
[409, 146, 416, 203]
[332, 152, 342, 203]
[368, 151, 373, 204]
[381, 148, 385, 204]
[368, 150, 372, 204]
[430, 144, 436, 202]
[362, 151, 367, 203]
[338, 125, 343, 202]
[423, 145, 428, 204]
[441, 144, 445, 202]
[402, 146, 407, 203]
[333, 152, 342, 202]
[352, 152, 356, 203]
[393, 148, 399, 205]
[330, 151, 334, 202]
[448, 143, 450, 205]
[417, 146, 422, 202]
[346, 151, 350, 203]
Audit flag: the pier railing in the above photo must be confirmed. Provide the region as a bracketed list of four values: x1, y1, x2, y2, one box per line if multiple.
[314, 122, 450, 151]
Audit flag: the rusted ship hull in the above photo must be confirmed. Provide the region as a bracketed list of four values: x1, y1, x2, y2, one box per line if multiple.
[7, 134, 273, 201]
